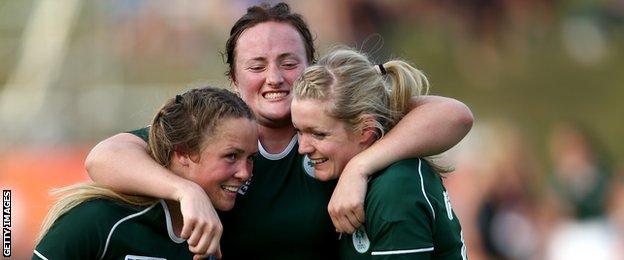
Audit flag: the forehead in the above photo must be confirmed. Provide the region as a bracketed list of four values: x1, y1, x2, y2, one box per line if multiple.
[235, 21, 307, 61]
[203, 118, 258, 148]
[291, 99, 338, 128]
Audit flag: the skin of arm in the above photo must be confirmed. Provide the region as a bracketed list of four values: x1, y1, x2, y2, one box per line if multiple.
[328, 96, 474, 233]
[85, 133, 223, 259]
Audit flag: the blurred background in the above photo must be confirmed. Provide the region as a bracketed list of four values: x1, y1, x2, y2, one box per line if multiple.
[1, 0, 623, 259]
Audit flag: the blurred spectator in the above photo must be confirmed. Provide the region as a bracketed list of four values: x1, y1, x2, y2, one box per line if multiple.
[547, 121, 612, 220]
[445, 120, 545, 259]
[474, 121, 542, 259]
[544, 121, 618, 259]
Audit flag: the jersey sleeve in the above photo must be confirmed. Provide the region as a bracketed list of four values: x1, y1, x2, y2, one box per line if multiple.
[367, 159, 436, 259]
[127, 126, 150, 142]
[32, 200, 116, 260]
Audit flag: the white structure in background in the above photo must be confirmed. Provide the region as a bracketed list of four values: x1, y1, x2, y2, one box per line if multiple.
[0, 0, 81, 143]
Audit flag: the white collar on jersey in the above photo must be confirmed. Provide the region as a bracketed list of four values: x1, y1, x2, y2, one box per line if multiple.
[258, 134, 298, 160]
[159, 199, 186, 244]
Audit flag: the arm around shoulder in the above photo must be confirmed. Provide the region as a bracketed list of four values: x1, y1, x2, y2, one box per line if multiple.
[85, 132, 188, 200]
[345, 95, 472, 178]
[328, 95, 472, 233]
[84, 132, 223, 257]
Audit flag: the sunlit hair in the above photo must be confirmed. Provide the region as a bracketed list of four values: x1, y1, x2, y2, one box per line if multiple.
[293, 47, 450, 173]
[148, 87, 254, 166]
[36, 87, 254, 245]
[224, 2, 316, 81]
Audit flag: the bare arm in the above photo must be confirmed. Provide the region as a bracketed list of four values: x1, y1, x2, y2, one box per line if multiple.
[328, 95, 473, 233]
[348, 95, 473, 174]
[86, 133, 190, 198]
[85, 133, 223, 258]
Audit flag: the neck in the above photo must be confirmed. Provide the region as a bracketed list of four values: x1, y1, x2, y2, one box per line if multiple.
[258, 124, 296, 154]
[164, 200, 183, 237]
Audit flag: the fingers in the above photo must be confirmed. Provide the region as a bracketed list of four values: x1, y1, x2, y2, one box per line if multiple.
[187, 220, 222, 258]
[191, 228, 212, 255]
[187, 221, 204, 248]
[334, 211, 358, 233]
[181, 217, 196, 239]
[329, 202, 366, 233]
[345, 210, 363, 231]
[353, 204, 366, 224]
[205, 226, 222, 258]
[216, 246, 222, 259]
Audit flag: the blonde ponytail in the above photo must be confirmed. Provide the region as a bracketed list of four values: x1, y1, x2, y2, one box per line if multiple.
[294, 47, 451, 174]
[35, 183, 156, 245]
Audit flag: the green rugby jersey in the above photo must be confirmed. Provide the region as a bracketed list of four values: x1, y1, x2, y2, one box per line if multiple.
[339, 158, 467, 260]
[33, 199, 193, 260]
[129, 129, 339, 259]
[220, 135, 339, 259]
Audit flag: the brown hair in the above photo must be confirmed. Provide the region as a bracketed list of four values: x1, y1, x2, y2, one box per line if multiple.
[36, 87, 254, 245]
[148, 87, 254, 165]
[224, 2, 316, 81]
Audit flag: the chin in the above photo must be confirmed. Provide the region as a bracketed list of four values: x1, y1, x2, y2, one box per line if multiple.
[314, 171, 338, 182]
[214, 200, 236, 211]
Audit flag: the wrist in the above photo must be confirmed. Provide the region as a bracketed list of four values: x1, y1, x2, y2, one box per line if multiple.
[172, 178, 202, 201]
[345, 153, 375, 178]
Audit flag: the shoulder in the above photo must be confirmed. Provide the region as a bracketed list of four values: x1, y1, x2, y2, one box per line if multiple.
[127, 126, 150, 142]
[367, 158, 439, 220]
[34, 199, 157, 259]
[54, 199, 141, 229]
[369, 158, 435, 196]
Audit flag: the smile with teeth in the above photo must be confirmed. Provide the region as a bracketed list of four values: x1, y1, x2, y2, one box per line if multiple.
[308, 158, 328, 166]
[263, 91, 288, 100]
[221, 185, 240, 193]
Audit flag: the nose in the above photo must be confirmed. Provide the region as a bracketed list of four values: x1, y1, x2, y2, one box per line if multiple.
[265, 65, 284, 88]
[234, 160, 252, 182]
[298, 134, 314, 155]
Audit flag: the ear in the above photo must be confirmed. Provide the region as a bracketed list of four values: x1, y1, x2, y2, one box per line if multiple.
[231, 78, 239, 92]
[173, 150, 192, 168]
[358, 115, 378, 146]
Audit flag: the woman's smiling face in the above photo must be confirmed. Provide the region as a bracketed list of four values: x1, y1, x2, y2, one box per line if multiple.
[183, 118, 258, 211]
[291, 99, 367, 181]
[232, 21, 309, 127]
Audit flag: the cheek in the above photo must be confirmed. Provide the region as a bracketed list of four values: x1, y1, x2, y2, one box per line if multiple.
[285, 68, 305, 84]
[191, 163, 229, 187]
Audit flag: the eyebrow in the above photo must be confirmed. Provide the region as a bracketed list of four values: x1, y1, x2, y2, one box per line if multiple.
[228, 147, 258, 155]
[245, 52, 301, 63]
[299, 125, 328, 133]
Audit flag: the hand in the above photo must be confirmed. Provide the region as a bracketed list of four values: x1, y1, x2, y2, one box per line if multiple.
[327, 157, 369, 234]
[193, 248, 221, 260]
[176, 182, 223, 259]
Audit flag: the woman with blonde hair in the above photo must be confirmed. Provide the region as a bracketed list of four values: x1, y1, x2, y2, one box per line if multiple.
[85, 2, 473, 258]
[292, 48, 467, 259]
[33, 87, 258, 260]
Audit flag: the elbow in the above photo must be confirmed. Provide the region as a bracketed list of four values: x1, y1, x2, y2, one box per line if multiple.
[447, 99, 474, 138]
[457, 102, 474, 134]
[84, 140, 109, 182]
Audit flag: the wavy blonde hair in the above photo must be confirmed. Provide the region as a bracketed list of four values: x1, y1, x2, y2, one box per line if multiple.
[293, 47, 451, 173]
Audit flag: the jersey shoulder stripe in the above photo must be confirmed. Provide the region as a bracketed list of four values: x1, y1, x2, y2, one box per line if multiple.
[159, 200, 185, 243]
[417, 158, 436, 220]
[33, 249, 48, 260]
